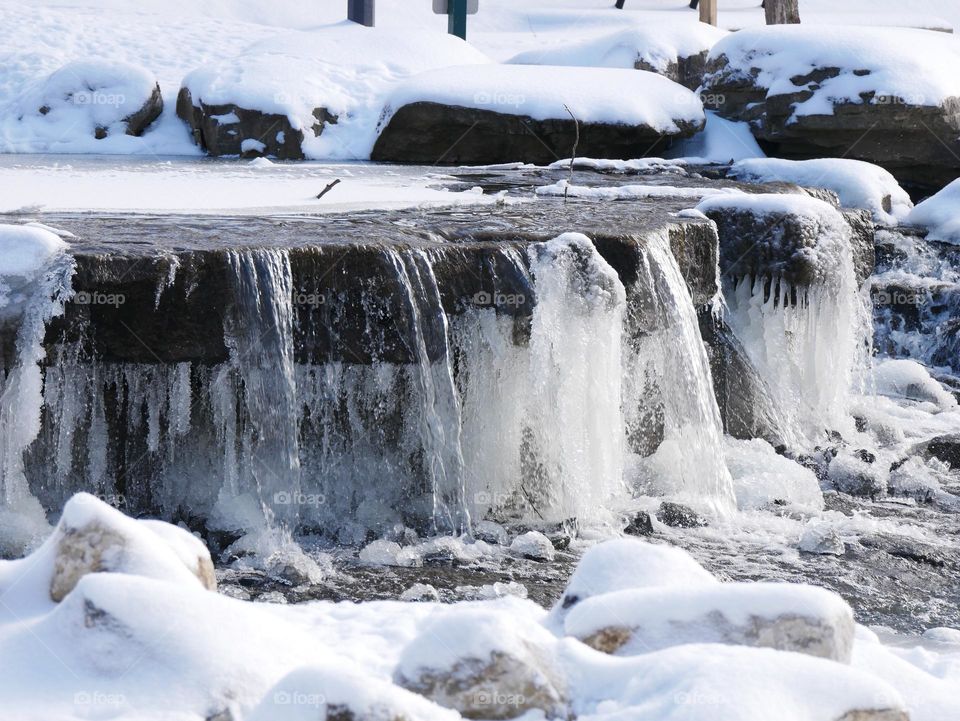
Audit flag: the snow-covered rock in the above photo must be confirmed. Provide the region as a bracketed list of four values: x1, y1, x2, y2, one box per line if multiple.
[565, 581, 856, 662]
[799, 522, 846, 556]
[400, 584, 440, 602]
[473, 520, 508, 546]
[178, 24, 490, 159]
[48, 493, 216, 601]
[508, 23, 727, 89]
[359, 539, 422, 567]
[702, 25, 960, 188]
[8, 60, 162, 150]
[553, 538, 717, 618]
[395, 599, 567, 720]
[372, 65, 705, 165]
[827, 451, 889, 499]
[907, 178, 960, 244]
[509, 530, 555, 561]
[0, 223, 70, 318]
[729, 158, 913, 226]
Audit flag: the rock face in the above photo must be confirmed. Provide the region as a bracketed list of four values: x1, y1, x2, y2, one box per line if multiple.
[372, 102, 702, 165]
[124, 83, 164, 136]
[701, 27, 960, 191]
[176, 87, 337, 158]
[49, 493, 217, 602]
[565, 582, 856, 662]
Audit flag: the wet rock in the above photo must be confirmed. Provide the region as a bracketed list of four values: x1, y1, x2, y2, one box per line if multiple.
[50, 493, 217, 602]
[473, 520, 508, 546]
[911, 433, 960, 469]
[828, 452, 888, 499]
[567, 582, 856, 662]
[509, 531, 555, 561]
[176, 87, 335, 158]
[656, 501, 707, 528]
[400, 583, 440, 602]
[623, 511, 654, 536]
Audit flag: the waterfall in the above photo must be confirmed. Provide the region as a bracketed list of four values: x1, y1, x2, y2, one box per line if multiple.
[0, 247, 74, 551]
[623, 230, 736, 515]
[722, 215, 872, 444]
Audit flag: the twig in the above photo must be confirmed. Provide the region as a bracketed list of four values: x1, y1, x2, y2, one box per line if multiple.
[563, 104, 580, 202]
[315, 178, 342, 200]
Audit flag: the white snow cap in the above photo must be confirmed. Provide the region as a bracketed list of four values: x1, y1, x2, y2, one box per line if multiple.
[730, 157, 913, 225]
[383, 64, 705, 129]
[0, 224, 68, 278]
[871, 358, 958, 412]
[907, 178, 960, 244]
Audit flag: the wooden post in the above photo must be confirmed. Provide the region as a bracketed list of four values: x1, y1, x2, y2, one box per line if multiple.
[699, 0, 717, 26]
[348, 0, 375, 27]
[448, 0, 468, 40]
[765, 0, 801, 24]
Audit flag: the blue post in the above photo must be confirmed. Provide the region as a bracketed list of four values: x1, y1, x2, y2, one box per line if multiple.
[448, 0, 468, 39]
[348, 0, 375, 26]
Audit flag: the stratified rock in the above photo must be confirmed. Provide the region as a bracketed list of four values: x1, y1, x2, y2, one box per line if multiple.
[656, 501, 707, 528]
[566, 581, 856, 662]
[49, 493, 217, 602]
[176, 87, 326, 158]
[373, 65, 705, 165]
[701, 26, 960, 191]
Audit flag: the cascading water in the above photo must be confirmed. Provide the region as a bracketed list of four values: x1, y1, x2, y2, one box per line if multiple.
[623, 230, 736, 514]
[0, 237, 74, 551]
[718, 204, 873, 446]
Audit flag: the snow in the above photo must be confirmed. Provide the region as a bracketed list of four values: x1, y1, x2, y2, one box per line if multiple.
[509, 530, 555, 561]
[724, 437, 824, 511]
[382, 64, 705, 129]
[507, 23, 726, 72]
[705, 26, 960, 116]
[871, 359, 958, 412]
[907, 179, 960, 244]
[697, 192, 843, 226]
[730, 158, 913, 225]
[0, 223, 68, 279]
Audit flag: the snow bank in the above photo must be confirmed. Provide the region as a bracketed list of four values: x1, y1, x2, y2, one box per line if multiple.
[872, 359, 958, 411]
[706, 25, 960, 115]
[382, 64, 705, 129]
[907, 178, 960, 244]
[730, 158, 913, 225]
[507, 23, 725, 73]
[181, 22, 490, 159]
[724, 437, 824, 511]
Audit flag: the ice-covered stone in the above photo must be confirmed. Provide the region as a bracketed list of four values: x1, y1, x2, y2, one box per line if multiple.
[509, 531, 555, 562]
[799, 523, 846, 556]
[400, 584, 440, 602]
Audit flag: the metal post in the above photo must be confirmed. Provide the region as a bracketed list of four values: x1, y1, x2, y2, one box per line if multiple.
[348, 0, 375, 27]
[448, 0, 468, 40]
[699, 0, 717, 26]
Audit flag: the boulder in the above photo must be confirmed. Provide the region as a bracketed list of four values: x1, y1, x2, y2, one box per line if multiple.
[565, 581, 856, 662]
[509, 531, 555, 562]
[49, 493, 216, 602]
[176, 87, 327, 159]
[473, 520, 508, 546]
[395, 602, 567, 720]
[623, 511, 654, 536]
[827, 452, 888, 499]
[656, 501, 707, 528]
[910, 433, 960, 469]
[701, 26, 960, 192]
[373, 65, 705, 165]
[20, 60, 163, 142]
